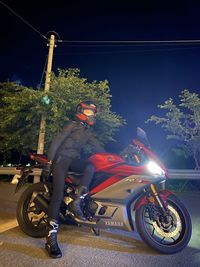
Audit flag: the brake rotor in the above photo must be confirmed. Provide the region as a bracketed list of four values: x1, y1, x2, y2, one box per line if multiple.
[152, 205, 182, 238]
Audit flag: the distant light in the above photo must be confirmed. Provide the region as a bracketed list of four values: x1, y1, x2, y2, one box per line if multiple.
[42, 95, 50, 105]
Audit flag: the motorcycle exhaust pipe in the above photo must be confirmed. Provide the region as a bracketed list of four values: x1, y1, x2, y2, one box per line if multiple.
[32, 192, 49, 213]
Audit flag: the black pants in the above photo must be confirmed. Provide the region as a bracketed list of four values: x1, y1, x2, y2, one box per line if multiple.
[48, 156, 95, 220]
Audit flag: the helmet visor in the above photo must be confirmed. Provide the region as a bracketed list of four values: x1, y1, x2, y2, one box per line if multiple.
[83, 109, 96, 116]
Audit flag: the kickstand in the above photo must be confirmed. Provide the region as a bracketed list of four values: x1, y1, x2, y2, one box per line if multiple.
[91, 227, 100, 236]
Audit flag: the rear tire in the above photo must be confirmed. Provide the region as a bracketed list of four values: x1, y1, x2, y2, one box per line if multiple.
[135, 195, 192, 254]
[16, 182, 51, 237]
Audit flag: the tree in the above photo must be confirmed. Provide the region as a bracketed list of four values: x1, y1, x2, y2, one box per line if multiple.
[146, 89, 200, 169]
[0, 68, 125, 161]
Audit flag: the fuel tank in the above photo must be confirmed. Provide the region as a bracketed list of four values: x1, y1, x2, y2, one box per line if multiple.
[89, 152, 125, 172]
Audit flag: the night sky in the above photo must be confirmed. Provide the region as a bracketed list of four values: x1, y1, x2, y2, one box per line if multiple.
[1, 0, 200, 168]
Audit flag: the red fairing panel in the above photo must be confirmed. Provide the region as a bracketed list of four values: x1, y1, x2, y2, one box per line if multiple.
[90, 175, 121, 194]
[89, 152, 148, 175]
[89, 153, 125, 171]
[133, 139, 169, 177]
[104, 164, 147, 176]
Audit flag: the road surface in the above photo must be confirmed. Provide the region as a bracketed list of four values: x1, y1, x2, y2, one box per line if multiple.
[0, 182, 199, 267]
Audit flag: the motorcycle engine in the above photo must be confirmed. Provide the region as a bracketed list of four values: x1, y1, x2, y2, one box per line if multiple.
[63, 185, 75, 205]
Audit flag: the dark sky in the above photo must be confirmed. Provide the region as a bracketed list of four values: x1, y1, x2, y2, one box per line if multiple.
[1, 0, 200, 168]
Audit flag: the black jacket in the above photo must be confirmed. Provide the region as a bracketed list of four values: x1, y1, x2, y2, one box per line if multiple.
[48, 121, 104, 162]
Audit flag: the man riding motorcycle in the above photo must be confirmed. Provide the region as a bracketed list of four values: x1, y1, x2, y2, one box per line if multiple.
[16, 118, 192, 256]
[45, 100, 104, 258]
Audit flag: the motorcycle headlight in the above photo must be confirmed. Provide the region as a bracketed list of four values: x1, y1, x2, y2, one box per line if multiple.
[147, 161, 165, 177]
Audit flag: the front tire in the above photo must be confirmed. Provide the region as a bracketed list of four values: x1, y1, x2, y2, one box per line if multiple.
[135, 195, 192, 254]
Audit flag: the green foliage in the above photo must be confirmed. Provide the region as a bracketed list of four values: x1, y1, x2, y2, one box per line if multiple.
[146, 89, 200, 169]
[0, 69, 125, 159]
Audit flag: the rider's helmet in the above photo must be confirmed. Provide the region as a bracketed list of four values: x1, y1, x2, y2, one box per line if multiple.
[75, 100, 100, 125]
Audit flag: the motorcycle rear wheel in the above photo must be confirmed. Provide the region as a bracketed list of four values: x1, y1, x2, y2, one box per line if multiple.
[16, 182, 51, 237]
[135, 194, 192, 254]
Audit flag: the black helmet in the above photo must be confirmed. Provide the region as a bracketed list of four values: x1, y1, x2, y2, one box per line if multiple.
[75, 100, 99, 125]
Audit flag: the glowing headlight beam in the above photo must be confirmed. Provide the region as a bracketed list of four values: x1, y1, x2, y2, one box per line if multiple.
[147, 161, 165, 177]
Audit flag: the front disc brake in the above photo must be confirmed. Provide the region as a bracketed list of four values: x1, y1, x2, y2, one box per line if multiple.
[152, 205, 182, 238]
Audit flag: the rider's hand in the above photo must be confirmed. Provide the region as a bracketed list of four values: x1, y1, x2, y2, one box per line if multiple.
[42, 161, 52, 178]
[46, 161, 52, 172]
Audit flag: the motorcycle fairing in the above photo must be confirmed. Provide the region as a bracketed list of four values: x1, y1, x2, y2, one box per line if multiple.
[90, 175, 121, 194]
[133, 140, 169, 177]
[91, 174, 162, 202]
[89, 152, 148, 176]
[95, 201, 133, 231]
[89, 152, 125, 171]
[88, 174, 166, 232]
[89, 152, 152, 195]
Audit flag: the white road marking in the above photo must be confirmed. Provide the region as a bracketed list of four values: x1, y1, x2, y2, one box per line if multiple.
[0, 219, 18, 233]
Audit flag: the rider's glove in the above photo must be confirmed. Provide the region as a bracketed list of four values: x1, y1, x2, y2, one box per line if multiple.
[41, 161, 52, 179]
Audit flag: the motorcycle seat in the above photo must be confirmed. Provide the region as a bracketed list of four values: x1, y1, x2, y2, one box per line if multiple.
[65, 172, 82, 185]
[67, 171, 83, 176]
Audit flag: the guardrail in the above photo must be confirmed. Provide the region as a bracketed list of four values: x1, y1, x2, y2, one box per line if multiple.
[0, 167, 199, 179]
[168, 169, 200, 180]
[0, 167, 42, 176]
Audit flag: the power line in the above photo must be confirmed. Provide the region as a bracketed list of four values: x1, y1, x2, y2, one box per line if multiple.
[57, 42, 200, 49]
[2, 0, 200, 57]
[1, 1, 200, 47]
[58, 39, 200, 45]
[54, 45, 200, 56]
[0, 1, 47, 40]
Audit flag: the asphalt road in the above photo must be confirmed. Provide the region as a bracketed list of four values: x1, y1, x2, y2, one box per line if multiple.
[0, 182, 200, 267]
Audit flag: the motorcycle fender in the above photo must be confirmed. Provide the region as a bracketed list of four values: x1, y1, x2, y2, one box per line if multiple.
[133, 189, 174, 211]
[15, 169, 33, 193]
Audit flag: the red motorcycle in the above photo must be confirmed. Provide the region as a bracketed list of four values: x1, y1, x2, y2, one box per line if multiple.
[16, 128, 192, 254]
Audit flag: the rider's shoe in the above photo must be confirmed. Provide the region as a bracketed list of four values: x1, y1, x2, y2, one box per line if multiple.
[72, 185, 87, 221]
[45, 219, 62, 258]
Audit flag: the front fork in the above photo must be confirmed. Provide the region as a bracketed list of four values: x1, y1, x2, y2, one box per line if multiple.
[145, 183, 168, 215]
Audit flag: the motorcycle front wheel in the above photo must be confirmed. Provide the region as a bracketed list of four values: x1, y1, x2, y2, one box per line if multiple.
[135, 194, 192, 254]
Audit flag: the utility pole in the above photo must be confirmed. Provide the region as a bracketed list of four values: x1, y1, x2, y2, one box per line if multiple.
[37, 34, 55, 154]
[35, 34, 55, 183]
